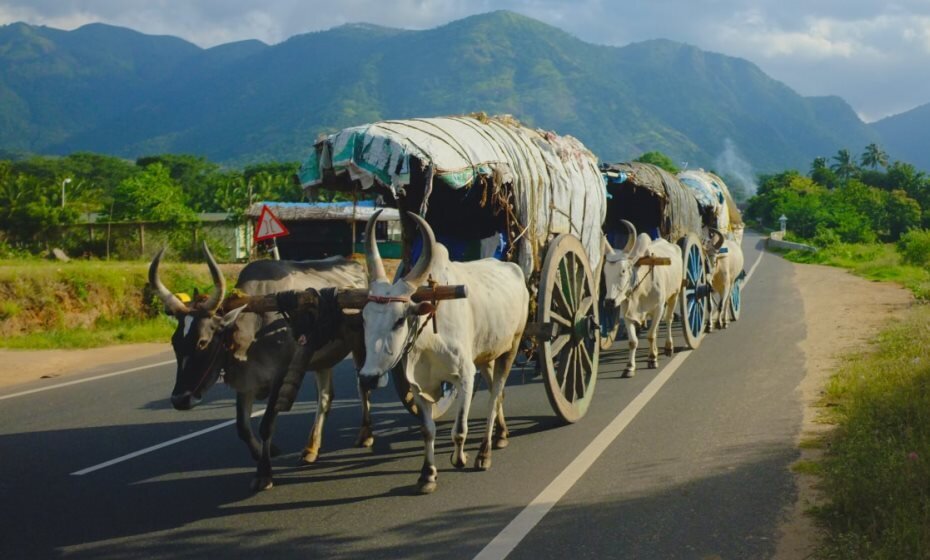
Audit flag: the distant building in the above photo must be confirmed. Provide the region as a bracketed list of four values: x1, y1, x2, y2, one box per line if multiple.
[245, 201, 401, 260]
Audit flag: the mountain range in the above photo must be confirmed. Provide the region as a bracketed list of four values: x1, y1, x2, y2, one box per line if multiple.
[0, 11, 927, 173]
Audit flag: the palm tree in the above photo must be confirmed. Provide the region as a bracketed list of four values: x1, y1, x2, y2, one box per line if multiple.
[831, 149, 859, 183]
[810, 156, 827, 174]
[860, 143, 889, 169]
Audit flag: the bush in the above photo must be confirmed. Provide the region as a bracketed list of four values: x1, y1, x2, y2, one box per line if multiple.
[897, 229, 930, 267]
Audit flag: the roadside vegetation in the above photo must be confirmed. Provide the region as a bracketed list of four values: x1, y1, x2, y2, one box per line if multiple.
[747, 145, 930, 558]
[0, 259, 242, 349]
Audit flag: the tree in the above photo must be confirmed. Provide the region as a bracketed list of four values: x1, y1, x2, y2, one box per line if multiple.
[831, 149, 859, 184]
[634, 151, 680, 174]
[860, 143, 889, 170]
[810, 156, 838, 189]
[110, 163, 196, 224]
[885, 189, 922, 240]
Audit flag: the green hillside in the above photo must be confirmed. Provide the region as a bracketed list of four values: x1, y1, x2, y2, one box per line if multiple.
[871, 103, 930, 171]
[0, 11, 898, 172]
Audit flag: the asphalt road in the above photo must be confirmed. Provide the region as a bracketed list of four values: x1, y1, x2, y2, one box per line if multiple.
[0, 231, 806, 559]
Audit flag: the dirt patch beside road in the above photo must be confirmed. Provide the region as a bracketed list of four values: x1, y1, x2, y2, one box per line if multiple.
[0, 343, 169, 388]
[774, 263, 913, 559]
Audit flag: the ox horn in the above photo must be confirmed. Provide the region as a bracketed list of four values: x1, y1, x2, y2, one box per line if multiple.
[620, 220, 637, 253]
[710, 228, 725, 250]
[149, 247, 191, 315]
[404, 212, 435, 287]
[364, 209, 388, 282]
[200, 242, 226, 313]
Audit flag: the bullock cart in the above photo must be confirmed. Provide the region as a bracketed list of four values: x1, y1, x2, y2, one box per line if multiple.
[678, 170, 745, 322]
[599, 162, 715, 350]
[296, 114, 608, 423]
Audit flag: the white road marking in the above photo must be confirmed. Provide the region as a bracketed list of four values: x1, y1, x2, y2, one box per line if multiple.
[475, 243, 766, 559]
[745, 245, 764, 283]
[475, 352, 690, 560]
[0, 360, 175, 402]
[71, 408, 266, 476]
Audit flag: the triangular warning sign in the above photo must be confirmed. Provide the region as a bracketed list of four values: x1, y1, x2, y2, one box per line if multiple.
[254, 205, 289, 241]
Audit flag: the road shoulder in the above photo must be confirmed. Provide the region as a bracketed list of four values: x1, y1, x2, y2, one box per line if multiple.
[0, 343, 169, 389]
[774, 262, 913, 559]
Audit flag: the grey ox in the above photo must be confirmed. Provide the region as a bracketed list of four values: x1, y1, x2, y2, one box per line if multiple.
[358, 211, 529, 494]
[149, 243, 370, 490]
[706, 228, 745, 331]
[603, 221, 683, 378]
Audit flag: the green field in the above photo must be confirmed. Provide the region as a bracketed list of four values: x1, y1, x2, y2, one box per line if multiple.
[0, 259, 241, 349]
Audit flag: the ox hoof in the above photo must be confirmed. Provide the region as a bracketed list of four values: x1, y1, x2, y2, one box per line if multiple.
[450, 452, 468, 469]
[250, 476, 274, 492]
[647, 359, 658, 369]
[297, 450, 319, 465]
[475, 454, 492, 471]
[493, 437, 509, 450]
[622, 368, 636, 378]
[664, 346, 674, 357]
[355, 434, 375, 448]
[417, 480, 438, 494]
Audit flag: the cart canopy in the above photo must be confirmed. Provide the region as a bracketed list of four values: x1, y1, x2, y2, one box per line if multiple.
[298, 114, 607, 276]
[678, 170, 743, 234]
[601, 162, 703, 244]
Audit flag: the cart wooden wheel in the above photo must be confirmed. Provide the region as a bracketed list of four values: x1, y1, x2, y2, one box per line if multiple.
[678, 233, 708, 349]
[537, 234, 600, 423]
[391, 362, 457, 420]
[729, 277, 742, 322]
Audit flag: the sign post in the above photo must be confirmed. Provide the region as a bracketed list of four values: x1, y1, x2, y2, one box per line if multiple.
[254, 205, 289, 260]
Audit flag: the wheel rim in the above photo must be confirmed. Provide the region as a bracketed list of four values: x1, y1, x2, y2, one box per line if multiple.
[730, 278, 742, 321]
[678, 235, 707, 349]
[538, 234, 599, 423]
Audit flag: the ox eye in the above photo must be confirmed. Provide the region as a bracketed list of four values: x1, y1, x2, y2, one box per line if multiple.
[392, 317, 405, 330]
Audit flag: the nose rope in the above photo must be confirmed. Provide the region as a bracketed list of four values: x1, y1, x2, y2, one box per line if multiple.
[189, 340, 224, 396]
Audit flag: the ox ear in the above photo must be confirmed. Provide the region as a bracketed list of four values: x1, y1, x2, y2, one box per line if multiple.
[411, 301, 436, 316]
[220, 305, 246, 329]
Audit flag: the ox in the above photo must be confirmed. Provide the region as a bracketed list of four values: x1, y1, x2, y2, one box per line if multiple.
[149, 243, 370, 490]
[706, 229, 745, 331]
[358, 211, 528, 494]
[603, 221, 683, 378]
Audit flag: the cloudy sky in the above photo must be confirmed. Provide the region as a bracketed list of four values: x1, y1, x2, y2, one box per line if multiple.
[2, 0, 928, 122]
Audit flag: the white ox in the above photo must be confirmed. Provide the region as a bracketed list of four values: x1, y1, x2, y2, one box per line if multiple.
[707, 228, 745, 331]
[603, 221, 683, 377]
[359, 211, 529, 494]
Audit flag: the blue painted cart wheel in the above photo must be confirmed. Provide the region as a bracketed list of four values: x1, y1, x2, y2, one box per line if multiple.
[677, 234, 708, 349]
[729, 277, 742, 322]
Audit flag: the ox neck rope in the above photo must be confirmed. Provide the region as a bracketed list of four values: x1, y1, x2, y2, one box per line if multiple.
[629, 262, 655, 296]
[191, 336, 224, 395]
[365, 293, 439, 375]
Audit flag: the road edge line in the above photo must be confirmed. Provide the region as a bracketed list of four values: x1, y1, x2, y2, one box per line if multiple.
[0, 360, 175, 402]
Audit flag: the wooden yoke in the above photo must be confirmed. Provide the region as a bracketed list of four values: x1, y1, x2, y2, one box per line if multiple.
[223, 285, 469, 314]
[634, 256, 672, 267]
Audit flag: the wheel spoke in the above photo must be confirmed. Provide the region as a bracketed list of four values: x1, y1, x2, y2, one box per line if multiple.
[577, 295, 594, 317]
[550, 311, 572, 329]
[550, 333, 571, 356]
[557, 345, 575, 394]
[578, 342, 593, 398]
[552, 281, 573, 317]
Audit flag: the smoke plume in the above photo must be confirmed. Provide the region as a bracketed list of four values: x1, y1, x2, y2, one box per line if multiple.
[713, 138, 758, 201]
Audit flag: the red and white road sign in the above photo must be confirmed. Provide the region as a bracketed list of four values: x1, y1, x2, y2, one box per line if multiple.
[254, 205, 289, 241]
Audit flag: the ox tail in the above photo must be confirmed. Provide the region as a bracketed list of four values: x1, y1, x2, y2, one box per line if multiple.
[276, 369, 307, 413]
[738, 269, 747, 281]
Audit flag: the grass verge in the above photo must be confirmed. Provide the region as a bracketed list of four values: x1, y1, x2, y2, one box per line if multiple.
[814, 305, 930, 558]
[779, 242, 930, 301]
[0, 316, 176, 349]
[0, 258, 242, 348]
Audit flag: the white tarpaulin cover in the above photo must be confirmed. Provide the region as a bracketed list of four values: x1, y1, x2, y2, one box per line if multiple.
[298, 115, 607, 276]
[678, 169, 743, 234]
